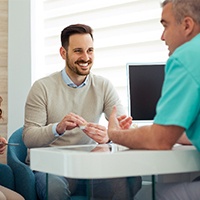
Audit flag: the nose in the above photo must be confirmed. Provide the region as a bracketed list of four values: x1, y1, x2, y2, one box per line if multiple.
[161, 31, 165, 41]
[81, 51, 90, 61]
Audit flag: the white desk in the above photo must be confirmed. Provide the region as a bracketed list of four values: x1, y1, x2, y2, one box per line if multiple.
[30, 143, 200, 179]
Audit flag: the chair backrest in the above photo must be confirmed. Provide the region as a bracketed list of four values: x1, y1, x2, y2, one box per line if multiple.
[8, 127, 27, 163]
[7, 127, 86, 200]
[7, 127, 38, 200]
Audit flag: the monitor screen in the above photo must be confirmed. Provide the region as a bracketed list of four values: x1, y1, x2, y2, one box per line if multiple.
[127, 63, 165, 121]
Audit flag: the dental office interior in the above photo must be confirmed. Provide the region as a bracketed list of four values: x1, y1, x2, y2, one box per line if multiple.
[1, 0, 200, 199]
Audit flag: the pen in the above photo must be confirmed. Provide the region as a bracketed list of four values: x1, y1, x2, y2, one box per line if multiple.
[0, 142, 19, 146]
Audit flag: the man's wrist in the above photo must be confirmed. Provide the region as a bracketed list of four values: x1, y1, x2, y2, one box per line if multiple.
[52, 123, 64, 136]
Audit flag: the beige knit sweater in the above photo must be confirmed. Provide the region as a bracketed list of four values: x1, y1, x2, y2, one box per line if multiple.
[23, 71, 125, 163]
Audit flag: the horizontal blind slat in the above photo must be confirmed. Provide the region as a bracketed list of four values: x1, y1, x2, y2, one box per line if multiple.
[33, 0, 168, 114]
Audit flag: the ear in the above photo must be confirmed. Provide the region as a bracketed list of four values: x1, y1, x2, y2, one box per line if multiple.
[183, 17, 195, 36]
[60, 46, 67, 60]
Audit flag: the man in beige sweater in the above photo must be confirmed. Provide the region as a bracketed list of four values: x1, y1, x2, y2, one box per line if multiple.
[23, 24, 141, 200]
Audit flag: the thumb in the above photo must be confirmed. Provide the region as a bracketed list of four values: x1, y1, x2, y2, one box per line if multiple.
[110, 106, 117, 117]
[109, 106, 118, 124]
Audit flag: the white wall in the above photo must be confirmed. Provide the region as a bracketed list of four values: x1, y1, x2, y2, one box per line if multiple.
[8, 0, 32, 136]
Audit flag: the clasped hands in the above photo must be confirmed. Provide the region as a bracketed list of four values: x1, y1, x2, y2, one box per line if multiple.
[56, 111, 132, 144]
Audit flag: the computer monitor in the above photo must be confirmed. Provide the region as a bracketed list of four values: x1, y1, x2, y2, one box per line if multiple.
[127, 63, 165, 125]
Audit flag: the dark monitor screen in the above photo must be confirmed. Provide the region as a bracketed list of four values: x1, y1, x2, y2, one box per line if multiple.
[127, 63, 165, 120]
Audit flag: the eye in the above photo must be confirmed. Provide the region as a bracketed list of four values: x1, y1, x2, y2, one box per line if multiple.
[162, 22, 168, 28]
[88, 48, 94, 53]
[74, 49, 82, 53]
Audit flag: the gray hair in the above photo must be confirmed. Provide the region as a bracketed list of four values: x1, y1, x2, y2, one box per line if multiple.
[161, 0, 200, 25]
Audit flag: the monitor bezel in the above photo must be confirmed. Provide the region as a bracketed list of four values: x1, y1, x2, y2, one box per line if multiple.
[126, 62, 165, 125]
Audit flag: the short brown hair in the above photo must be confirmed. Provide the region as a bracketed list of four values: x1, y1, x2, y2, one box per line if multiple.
[61, 24, 93, 49]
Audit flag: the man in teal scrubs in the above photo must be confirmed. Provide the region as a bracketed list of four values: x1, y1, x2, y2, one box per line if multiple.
[107, 0, 200, 199]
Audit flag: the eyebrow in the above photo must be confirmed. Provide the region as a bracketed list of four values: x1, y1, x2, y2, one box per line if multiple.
[73, 48, 82, 50]
[73, 47, 94, 50]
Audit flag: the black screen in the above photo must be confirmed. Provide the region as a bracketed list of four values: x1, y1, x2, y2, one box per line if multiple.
[127, 63, 165, 120]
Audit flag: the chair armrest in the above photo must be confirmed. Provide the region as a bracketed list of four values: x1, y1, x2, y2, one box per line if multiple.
[0, 163, 14, 190]
[7, 158, 37, 200]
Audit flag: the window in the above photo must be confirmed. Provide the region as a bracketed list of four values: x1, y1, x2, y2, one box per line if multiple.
[31, 0, 168, 118]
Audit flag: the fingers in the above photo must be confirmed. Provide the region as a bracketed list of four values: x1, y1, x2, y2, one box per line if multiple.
[83, 123, 109, 144]
[108, 106, 132, 143]
[84, 123, 106, 135]
[67, 113, 87, 125]
[117, 115, 127, 121]
[0, 146, 6, 154]
[0, 137, 6, 154]
[0, 137, 7, 144]
[119, 116, 133, 129]
[56, 113, 88, 134]
[117, 111, 133, 129]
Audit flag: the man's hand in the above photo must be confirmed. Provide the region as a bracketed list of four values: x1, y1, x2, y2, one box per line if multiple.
[117, 114, 133, 130]
[108, 106, 132, 138]
[56, 113, 88, 134]
[0, 137, 7, 154]
[83, 123, 109, 144]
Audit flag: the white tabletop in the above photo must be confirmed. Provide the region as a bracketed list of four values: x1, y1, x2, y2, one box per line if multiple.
[30, 143, 200, 179]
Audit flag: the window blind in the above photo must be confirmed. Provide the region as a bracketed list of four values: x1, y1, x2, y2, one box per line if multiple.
[32, 0, 168, 118]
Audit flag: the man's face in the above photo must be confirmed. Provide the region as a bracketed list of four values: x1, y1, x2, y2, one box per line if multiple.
[160, 3, 186, 56]
[65, 33, 94, 76]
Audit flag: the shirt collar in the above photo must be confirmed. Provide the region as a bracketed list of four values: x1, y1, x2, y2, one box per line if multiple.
[61, 68, 88, 88]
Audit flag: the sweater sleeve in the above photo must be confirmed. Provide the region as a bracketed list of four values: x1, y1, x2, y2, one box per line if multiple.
[23, 80, 57, 148]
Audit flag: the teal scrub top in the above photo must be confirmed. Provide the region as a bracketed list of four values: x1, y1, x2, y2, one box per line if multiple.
[154, 34, 200, 151]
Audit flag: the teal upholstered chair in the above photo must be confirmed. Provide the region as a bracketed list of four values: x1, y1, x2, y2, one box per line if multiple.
[7, 127, 38, 200]
[7, 127, 87, 200]
[0, 163, 15, 190]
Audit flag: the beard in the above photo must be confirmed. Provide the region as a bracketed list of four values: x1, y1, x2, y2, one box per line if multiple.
[66, 54, 92, 76]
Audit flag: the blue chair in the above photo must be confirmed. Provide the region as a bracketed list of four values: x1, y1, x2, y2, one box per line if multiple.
[7, 127, 38, 200]
[7, 127, 87, 200]
[0, 163, 15, 190]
